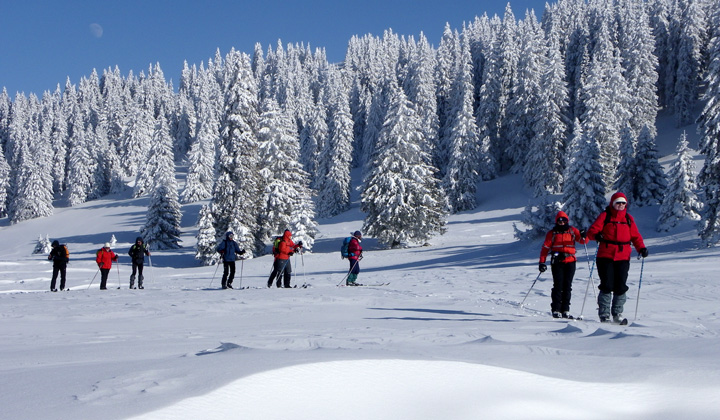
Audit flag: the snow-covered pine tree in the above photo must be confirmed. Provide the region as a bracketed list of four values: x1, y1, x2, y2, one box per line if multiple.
[211, 49, 260, 254]
[562, 119, 606, 229]
[524, 35, 568, 197]
[110, 234, 117, 247]
[299, 101, 327, 190]
[181, 101, 217, 204]
[657, 131, 702, 231]
[361, 83, 447, 247]
[66, 110, 94, 206]
[33, 235, 52, 254]
[513, 195, 563, 241]
[613, 126, 637, 203]
[256, 98, 317, 249]
[140, 113, 182, 250]
[403, 32, 438, 158]
[671, 0, 706, 126]
[474, 15, 502, 180]
[505, 10, 543, 174]
[632, 125, 667, 207]
[617, 0, 659, 139]
[315, 68, 353, 218]
[697, 4, 720, 246]
[195, 204, 219, 265]
[134, 111, 173, 197]
[443, 32, 480, 213]
[0, 146, 9, 217]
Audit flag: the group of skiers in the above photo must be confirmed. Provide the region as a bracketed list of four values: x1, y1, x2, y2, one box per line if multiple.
[45, 191, 647, 324]
[47, 237, 151, 291]
[538, 192, 648, 323]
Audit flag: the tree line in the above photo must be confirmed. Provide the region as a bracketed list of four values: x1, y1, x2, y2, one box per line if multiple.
[1, 0, 719, 257]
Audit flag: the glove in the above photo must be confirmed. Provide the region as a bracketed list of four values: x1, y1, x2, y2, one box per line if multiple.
[539, 263, 547, 273]
[594, 232, 604, 242]
[579, 229, 587, 239]
[640, 248, 648, 258]
[297, 241, 303, 247]
[98, 263, 104, 268]
[238, 249, 246, 255]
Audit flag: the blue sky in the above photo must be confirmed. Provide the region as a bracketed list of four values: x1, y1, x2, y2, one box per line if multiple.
[1, 0, 547, 96]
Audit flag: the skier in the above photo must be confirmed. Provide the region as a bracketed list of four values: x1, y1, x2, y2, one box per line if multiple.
[48, 240, 69, 292]
[346, 231, 363, 286]
[539, 212, 588, 318]
[128, 237, 151, 289]
[586, 192, 648, 323]
[267, 229, 303, 288]
[216, 231, 245, 289]
[96, 243, 118, 290]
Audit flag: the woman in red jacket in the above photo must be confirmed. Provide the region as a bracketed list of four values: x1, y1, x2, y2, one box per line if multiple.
[96, 243, 118, 290]
[539, 211, 588, 318]
[586, 192, 648, 323]
[267, 230, 303, 288]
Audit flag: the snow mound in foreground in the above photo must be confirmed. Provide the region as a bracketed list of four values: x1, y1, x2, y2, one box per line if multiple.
[129, 359, 716, 420]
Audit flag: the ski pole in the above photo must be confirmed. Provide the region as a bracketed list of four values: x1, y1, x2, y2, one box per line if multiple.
[116, 261, 121, 289]
[209, 261, 221, 288]
[578, 243, 599, 320]
[87, 269, 100, 290]
[337, 259, 360, 286]
[301, 248, 306, 281]
[239, 258, 244, 289]
[148, 255, 155, 286]
[520, 272, 542, 309]
[634, 255, 645, 320]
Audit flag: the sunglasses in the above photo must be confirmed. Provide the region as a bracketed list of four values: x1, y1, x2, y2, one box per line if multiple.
[557, 218, 568, 223]
[614, 201, 627, 206]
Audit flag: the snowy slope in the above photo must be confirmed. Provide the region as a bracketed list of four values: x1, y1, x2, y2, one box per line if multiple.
[1, 141, 720, 419]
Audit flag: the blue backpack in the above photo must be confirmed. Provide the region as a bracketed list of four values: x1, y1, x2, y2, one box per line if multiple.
[340, 237, 353, 259]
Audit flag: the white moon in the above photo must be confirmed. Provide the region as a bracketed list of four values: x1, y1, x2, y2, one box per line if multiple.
[89, 23, 103, 38]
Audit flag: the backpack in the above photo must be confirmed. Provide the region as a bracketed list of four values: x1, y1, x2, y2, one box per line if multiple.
[340, 237, 353, 259]
[603, 208, 632, 227]
[272, 236, 282, 256]
[61, 245, 69, 261]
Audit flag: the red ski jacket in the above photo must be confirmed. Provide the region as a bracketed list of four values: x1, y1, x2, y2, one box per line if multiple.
[540, 211, 588, 264]
[96, 248, 118, 269]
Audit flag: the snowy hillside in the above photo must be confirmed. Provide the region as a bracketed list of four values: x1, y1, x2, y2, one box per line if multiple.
[2, 139, 720, 419]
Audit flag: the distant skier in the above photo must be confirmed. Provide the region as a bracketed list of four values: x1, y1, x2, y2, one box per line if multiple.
[96, 243, 118, 290]
[346, 231, 363, 286]
[48, 240, 69, 292]
[216, 232, 245, 289]
[539, 212, 588, 318]
[586, 192, 648, 323]
[267, 229, 303, 288]
[128, 237, 151, 289]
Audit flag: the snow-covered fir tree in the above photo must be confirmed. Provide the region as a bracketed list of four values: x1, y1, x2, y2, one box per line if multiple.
[657, 131, 702, 231]
[513, 195, 563, 241]
[195, 204, 219, 265]
[256, 98, 317, 249]
[211, 50, 261, 254]
[140, 115, 182, 250]
[180, 101, 217, 204]
[361, 83, 447, 247]
[613, 126, 637, 203]
[562, 119, 606, 229]
[632, 125, 667, 207]
[33, 235, 52, 254]
[0, 146, 9, 217]
[315, 68, 353, 218]
[697, 4, 720, 246]
[524, 36, 568, 197]
[442, 32, 480, 213]
[134, 111, 174, 198]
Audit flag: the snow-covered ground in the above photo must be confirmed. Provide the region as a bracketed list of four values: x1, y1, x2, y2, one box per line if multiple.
[2, 135, 719, 419]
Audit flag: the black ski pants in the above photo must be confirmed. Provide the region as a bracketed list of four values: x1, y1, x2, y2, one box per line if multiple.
[550, 261, 576, 313]
[51, 263, 67, 291]
[268, 259, 292, 288]
[221, 261, 236, 288]
[596, 258, 630, 295]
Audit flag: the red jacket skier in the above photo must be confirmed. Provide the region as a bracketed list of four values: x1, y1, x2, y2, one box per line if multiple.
[95, 243, 118, 290]
[586, 192, 648, 323]
[267, 230, 303, 288]
[538, 211, 588, 318]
